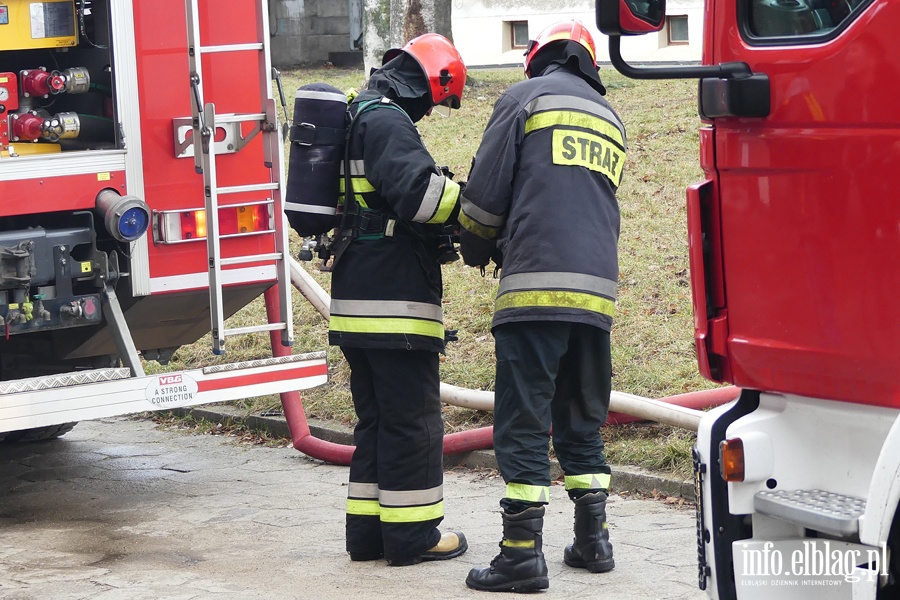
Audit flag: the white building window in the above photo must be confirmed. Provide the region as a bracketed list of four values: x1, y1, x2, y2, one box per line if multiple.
[508, 21, 529, 49]
[667, 15, 689, 45]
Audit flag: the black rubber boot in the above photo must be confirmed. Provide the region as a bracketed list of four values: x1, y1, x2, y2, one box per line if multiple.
[564, 491, 615, 573]
[465, 506, 549, 592]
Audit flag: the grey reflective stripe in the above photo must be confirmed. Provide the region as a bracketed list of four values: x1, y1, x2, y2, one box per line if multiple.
[413, 172, 446, 222]
[379, 485, 443, 507]
[339, 160, 366, 176]
[498, 271, 617, 300]
[296, 90, 347, 104]
[460, 194, 505, 228]
[284, 201, 336, 215]
[348, 482, 379, 499]
[525, 95, 626, 147]
[330, 299, 443, 321]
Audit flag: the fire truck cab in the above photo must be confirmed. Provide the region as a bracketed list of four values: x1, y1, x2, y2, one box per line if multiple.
[0, 0, 326, 441]
[598, 0, 900, 598]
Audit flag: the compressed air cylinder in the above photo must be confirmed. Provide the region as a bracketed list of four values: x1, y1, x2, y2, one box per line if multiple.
[284, 83, 348, 237]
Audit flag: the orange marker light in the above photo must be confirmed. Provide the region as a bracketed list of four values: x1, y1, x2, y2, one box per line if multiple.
[194, 210, 207, 238]
[158, 204, 269, 243]
[719, 438, 745, 482]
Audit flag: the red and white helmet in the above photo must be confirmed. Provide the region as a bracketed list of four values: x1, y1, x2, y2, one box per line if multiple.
[382, 33, 467, 109]
[524, 19, 598, 78]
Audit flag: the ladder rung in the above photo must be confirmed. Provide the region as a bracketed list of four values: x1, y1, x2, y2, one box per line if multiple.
[220, 252, 283, 266]
[217, 182, 278, 195]
[215, 113, 266, 124]
[199, 43, 265, 54]
[224, 323, 288, 337]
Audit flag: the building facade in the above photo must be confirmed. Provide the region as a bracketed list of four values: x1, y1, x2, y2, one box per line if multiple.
[451, 0, 703, 67]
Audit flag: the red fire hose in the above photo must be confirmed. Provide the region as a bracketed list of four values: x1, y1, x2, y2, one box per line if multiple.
[265, 287, 740, 466]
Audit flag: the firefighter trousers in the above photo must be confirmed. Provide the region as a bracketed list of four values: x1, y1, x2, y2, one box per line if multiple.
[341, 346, 444, 562]
[492, 321, 612, 509]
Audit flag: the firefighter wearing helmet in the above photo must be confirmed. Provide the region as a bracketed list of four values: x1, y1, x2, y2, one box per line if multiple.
[328, 32, 468, 567]
[460, 20, 626, 592]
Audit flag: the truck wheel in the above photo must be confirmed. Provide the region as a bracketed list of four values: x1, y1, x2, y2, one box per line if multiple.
[0, 423, 78, 443]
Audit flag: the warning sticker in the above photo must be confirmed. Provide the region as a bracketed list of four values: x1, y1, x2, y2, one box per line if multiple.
[145, 373, 199, 408]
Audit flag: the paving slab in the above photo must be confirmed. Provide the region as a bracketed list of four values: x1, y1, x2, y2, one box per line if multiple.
[0, 417, 705, 600]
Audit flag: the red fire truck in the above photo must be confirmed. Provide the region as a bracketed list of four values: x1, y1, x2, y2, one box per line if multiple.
[599, 0, 899, 598]
[0, 0, 326, 442]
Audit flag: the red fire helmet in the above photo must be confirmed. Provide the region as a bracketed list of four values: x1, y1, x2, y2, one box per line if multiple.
[524, 19, 598, 78]
[382, 33, 467, 109]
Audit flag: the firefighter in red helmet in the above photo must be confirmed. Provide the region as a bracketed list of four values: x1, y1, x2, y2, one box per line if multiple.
[329, 32, 468, 567]
[461, 20, 626, 591]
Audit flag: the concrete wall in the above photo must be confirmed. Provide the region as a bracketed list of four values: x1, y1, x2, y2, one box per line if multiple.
[269, 0, 356, 67]
[451, 0, 703, 67]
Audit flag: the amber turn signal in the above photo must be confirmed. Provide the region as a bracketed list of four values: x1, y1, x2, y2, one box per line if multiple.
[719, 438, 745, 482]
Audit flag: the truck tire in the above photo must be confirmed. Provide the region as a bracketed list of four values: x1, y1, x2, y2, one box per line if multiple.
[0, 423, 78, 443]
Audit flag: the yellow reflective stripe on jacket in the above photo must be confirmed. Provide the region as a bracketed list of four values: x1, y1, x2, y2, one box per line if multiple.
[564, 473, 611, 491]
[506, 483, 550, 504]
[331, 299, 443, 321]
[525, 95, 625, 144]
[459, 210, 499, 240]
[498, 272, 617, 301]
[415, 173, 459, 224]
[427, 177, 460, 224]
[525, 110, 625, 149]
[495, 290, 616, 318]
[337, 161, 371, 206]
[336, 194, 369, 209]
[339, 177, 375, 193]
[552, 129, 626, 186]
[459, 195, 503, 239]
[347, 498, 380, 516]
[329, 315, 444, 339]
[379, 501, 444, 523]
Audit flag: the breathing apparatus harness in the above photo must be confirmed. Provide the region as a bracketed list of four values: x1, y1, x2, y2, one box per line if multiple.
[319, 96, 459, 270]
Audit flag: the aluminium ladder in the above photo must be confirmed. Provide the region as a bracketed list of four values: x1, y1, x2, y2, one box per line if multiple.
[183, 0, 293, 355]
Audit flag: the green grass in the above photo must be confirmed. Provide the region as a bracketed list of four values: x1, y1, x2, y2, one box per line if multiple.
[152, 66, 722, 477]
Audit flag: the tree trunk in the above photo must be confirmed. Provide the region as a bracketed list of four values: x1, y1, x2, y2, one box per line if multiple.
[362, 0, 452, 74]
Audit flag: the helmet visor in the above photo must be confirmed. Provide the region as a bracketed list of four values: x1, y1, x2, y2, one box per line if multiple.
[432, 103, 452, 118]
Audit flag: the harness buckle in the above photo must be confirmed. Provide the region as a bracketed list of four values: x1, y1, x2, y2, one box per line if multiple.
[294, 122, 316, 146]
[358, 211, 384, 233]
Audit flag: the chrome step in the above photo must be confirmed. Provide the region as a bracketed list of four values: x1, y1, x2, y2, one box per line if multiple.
[754, 489, 866, 537]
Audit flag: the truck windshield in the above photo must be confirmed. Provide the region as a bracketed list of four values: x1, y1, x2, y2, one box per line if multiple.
[748, 0, 871, 38]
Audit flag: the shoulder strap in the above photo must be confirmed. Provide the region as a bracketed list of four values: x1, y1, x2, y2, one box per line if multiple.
[331, 97, 408, 268]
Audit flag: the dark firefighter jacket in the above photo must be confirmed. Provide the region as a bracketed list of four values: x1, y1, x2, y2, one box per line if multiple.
[328, 89, 461, 353]
[459, 64, 626, 332]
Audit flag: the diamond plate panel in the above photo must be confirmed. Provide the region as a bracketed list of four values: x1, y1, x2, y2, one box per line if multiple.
[202, 351, 327, 375]
[0, 368, 133, 395]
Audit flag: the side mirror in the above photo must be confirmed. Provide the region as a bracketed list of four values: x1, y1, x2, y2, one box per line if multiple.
[595, 0, 769, 118]
[597, 0, 666, 35]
